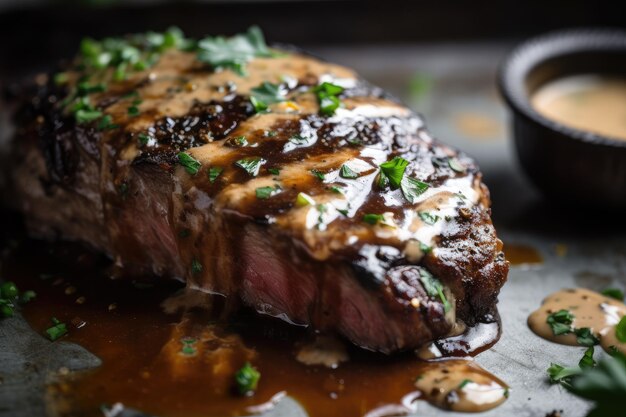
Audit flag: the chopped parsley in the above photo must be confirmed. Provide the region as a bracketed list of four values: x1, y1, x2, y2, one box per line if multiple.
[234, 157, 265, 176]
[208, 166, 223, 183]
[289, 134, 313, 146]
[617, 316, 626, 343]
[226, 135, 248, 147]
[53, 72, 69, 85]
[1, 282, 18, 299]
[1, 282, 36, 318]
[339, 164, 358, 179]
[401, 177, 430, 203]
[379, 157, 409, 188]
[311, 169, 326, 181]
[197, 26, 275, 76]
[137, 133, 151, 146]
[575, 327, 599, 347]
[75, 109, 103, 123]
[127, 105, 140, 117]
[329, 186, 344, 194]
[191, 259, 203, 275]
[579, 346, 596, 369]
[418, 268, 451, 312]
[546, 309, 574, 336]
[250, 81, 287, 113]
[418, 211, 439, 225]
[96, 115, 119, 131]
[268, 167, 281, 176]
[602, 288, 624, 301]
[314, 82, 344, 116]
[255, 185, 280, 199]
[235, 362, 261, 395]
[363, 213, 384, 225]
[177, 152, 202, 175]
[458, 379, 472, 389]
[180, 338, 197, 356]
[46, 317, 68, 341]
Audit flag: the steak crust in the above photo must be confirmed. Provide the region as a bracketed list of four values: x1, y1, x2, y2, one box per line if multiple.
[4, 29, 508, 353]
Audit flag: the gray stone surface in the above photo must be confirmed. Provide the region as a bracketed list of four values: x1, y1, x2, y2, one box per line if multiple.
[2, 42, 625, 417]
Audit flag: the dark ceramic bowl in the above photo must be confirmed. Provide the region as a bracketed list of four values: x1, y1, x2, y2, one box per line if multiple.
[499, 29, 626, 208]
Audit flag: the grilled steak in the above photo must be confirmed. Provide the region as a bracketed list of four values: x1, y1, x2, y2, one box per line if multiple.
[4, 27, 508, 353]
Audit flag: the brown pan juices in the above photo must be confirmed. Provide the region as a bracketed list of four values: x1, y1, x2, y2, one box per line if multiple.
[3, 239, 508, 417]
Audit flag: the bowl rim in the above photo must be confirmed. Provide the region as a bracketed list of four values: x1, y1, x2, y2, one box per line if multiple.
[498, 27, 626, 148]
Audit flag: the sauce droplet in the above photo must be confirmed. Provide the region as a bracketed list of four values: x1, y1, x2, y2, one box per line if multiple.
[415, 359, 509, 412]
[528, 288, 626, 353]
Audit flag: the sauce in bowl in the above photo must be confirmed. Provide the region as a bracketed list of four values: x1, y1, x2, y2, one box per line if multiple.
[531, 75, 626, 141]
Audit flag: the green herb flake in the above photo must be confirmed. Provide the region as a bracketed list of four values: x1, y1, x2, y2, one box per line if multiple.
[363, 213, 384, 225]
[418, 268, 451, 312]
[579, 346, 596, 369]
[180, 338, 197, 356]
[379, 157, 409, 188]
[256, 185, 280, 199]
[75, 109, 103, 124]
[340, 164, 358, 179]
[401, 177, 430, 203]
[575, 327, 600, 347]
[329, 186, 344, 194]
[127, 105, 140, 117]
[0, 282, 18, 299]
[268, 167, 281, 176]
[615, 316, 626, 343]
[602, 288, 624, 301]
[234, 157, 265, 176]
[46, 317, 68, 341]
[458, 379, 472, 389]
[208, 166, 223, 183]
[177, 152, 202, 175]
[314, 82, 344, 116]
[197, 26, 275, 76]
[418, 211, 440, 225]
[319, 95, 341, 115]
[137, 133, 151, 146]
[250, 81, 287, 113]
[546, 309, 574, 336]
[0, 304, 13, 318]
[191, 259, 203, 275]
[235, 362, 261, 395]
[97, 115, 119, 131]
[311, 169, 326, 181]
[54, 72, 69, 86]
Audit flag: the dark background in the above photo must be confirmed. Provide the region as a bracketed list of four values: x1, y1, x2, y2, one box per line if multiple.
[0, 0, 625, 80]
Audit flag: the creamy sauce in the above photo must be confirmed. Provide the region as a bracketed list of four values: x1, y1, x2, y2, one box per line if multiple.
[2, 239, 507, 417]
[532, 75, 626, 141]
[528, 288, 626, 352]
[414, 359, 508, 412]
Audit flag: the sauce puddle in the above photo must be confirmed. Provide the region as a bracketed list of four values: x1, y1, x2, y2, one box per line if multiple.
[528, 288, 626, 354]
[504, 243, 543, 267]
[2, 240, 508, 417]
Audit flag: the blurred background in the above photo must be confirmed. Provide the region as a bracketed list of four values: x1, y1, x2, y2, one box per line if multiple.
[0, 0, 624, 233]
